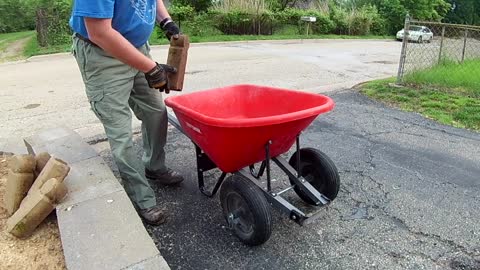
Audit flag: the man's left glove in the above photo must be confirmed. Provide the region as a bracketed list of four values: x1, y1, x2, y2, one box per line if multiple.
[145, 62, 177, 92]
[159, 18, 180, 40]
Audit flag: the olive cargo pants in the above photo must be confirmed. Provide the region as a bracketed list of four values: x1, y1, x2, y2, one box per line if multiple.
[72, 36, 167, 210]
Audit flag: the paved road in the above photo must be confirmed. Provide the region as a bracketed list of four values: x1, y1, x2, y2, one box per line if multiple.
[0, 39, 400, 141]
[92, 89, 480, 270]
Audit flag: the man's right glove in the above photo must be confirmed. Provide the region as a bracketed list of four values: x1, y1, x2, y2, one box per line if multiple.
[145, 62, 177, 92]
[159, 18, 180, 40]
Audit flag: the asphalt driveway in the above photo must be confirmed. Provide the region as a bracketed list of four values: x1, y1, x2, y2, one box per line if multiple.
[92, 89, 480, 270]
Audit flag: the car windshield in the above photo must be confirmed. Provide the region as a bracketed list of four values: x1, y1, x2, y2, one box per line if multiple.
[410, 26, 423, 31]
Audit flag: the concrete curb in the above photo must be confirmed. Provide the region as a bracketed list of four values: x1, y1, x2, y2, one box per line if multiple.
[19, 127, 169, 270]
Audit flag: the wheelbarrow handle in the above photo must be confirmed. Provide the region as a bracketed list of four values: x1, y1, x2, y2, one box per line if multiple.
[167, 112, 183, 132]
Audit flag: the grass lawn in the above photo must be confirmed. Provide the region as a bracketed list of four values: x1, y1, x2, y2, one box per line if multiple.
[404, 60, 480, 98]
[0, 31, 35, 61]
[23, 37, 72, 57]
[0, 31, 34, 49]
[361, 75, 480, 131]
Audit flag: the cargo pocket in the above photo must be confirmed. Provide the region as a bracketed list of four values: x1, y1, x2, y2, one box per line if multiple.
[87, 89, 112, 123]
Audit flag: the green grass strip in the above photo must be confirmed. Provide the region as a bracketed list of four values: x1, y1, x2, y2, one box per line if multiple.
[361, 78, 480, 131]
[404, 59, 480, 98]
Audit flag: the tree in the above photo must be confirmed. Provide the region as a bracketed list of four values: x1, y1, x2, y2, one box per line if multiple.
[376, 0, 407, 34]
[445, 0, 480, 25]
[0, 0, 36, 33]
[402, 0, 450, 21]
[336, 0, 451, 33]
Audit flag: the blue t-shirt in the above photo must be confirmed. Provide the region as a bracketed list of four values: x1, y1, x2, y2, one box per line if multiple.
[70, 0, 156, 48]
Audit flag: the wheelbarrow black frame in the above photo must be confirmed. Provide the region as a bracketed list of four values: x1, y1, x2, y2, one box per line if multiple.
[168, 113, 334, 227]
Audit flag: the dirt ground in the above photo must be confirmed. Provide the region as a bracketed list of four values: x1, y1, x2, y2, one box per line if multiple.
[0, 154, 66, 270]
[0, 37, 30, 63]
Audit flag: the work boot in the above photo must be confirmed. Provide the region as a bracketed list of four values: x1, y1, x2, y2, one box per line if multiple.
[139, 205, 167, 225]
[145, 168, 184, 185]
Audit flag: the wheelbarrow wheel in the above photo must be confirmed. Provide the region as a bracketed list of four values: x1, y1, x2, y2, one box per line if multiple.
[220, 174, 272, 246]
[289, 148, 340, 205]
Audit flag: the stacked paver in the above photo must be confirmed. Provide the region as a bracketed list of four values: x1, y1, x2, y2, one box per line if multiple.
[4, 153, 69, 238]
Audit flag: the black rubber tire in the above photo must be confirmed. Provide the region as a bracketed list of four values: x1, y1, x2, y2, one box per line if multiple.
[289, 148, 340, 205]
[219, 174, 272, 246]
[418, 36, 423, 43]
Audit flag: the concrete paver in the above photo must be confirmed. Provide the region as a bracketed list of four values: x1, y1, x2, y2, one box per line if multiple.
[60, 156, 124, 207]
[57, 190, 163, 270]
[25, 133, 98, 164]
[125, 255, 170, 270]
[0, 137, 29, 154]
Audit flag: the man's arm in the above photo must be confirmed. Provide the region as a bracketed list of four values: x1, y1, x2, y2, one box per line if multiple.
[156, 0, 171, 22]
[84, 18, 156, 73]
[156, 0, 180, 40]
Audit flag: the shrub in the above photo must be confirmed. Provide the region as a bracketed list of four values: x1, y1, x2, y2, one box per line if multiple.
[181, 12, 223, 37]
[276, 8, 334, 35]
[169, 4, 195, 28]
[329, 5, 349, 35]
[346, 5, 386, 36]
[211, 9, 276, 35]
[172, 0, 212, 12]
[210, 0, 278, 35]
[0, 0, 36, 33]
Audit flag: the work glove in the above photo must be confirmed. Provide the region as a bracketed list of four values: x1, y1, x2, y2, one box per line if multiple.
[145, 62, 177, 93]
[159, 18, 180, 40]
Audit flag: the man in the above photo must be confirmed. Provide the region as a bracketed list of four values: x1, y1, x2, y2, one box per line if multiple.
[70, 0, 183, 225]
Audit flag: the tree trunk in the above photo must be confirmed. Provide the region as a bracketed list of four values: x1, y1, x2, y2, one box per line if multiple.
[36, 8, 49, 47]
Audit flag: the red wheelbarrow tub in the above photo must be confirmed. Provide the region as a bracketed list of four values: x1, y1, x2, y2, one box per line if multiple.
[164, 84, 334, 173]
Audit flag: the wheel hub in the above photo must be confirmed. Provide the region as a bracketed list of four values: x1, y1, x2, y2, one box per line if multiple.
[227, 194, 254, 235]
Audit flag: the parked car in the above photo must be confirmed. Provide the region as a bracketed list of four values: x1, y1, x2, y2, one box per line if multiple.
[396, 26, 433, 43]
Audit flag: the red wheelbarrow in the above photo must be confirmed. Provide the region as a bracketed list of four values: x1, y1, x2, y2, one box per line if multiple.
[165, 84, 340, 246]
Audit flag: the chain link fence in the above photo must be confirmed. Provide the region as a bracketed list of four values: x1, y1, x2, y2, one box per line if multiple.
[396, 16, 480, 85]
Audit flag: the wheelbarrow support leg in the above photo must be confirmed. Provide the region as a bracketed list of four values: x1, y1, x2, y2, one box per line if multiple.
[265, 141, 272, 192]
[195, 145, 226, 197]
[296, 135, 301, 178]
[249, 161, 266, 179]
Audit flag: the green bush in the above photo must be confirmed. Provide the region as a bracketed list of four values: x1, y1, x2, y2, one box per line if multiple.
[169, 4, 195, 28]
[330, 6, 349, 35]
[346, 5, 386, 36]
[376, 0, 407, 34]
[277, 8, 334, 35]
[172, 0, 211, 12]
[310, 12, 335, 34]
[180, 12, 223, 37]
[211, 9, 276, 35]
[0, 0, 36, 33]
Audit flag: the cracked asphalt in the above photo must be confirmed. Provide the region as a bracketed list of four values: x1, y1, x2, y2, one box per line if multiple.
[92, 89, 480, 270]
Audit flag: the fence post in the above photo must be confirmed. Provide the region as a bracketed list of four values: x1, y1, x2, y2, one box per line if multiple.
[438, 26, 446, 64]
[461, 29, 468, 62]
[396, 14, 410, 85]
